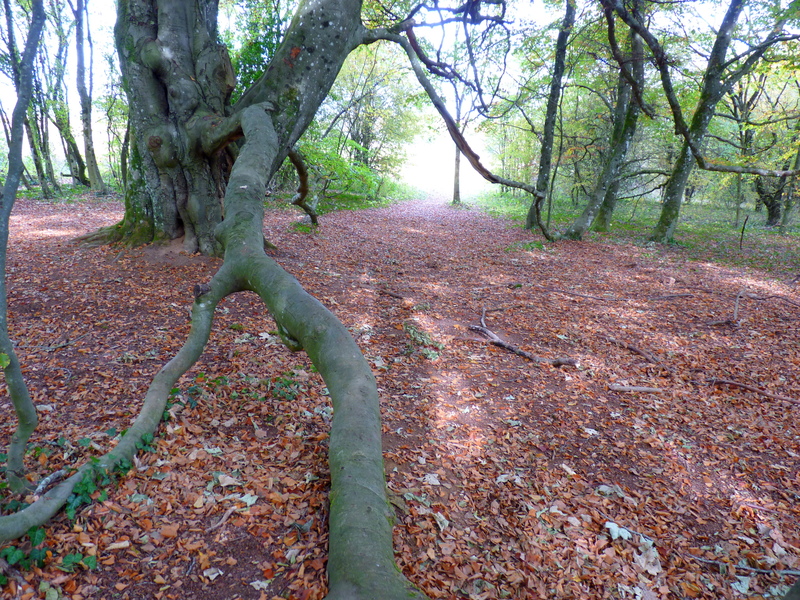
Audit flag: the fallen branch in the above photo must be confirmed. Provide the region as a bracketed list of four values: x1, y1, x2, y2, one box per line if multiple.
[377, 289, 406, 300]
[686, 553, 800, 577]
[470, 310, 577, 367]
[603, 336, 658, 363]
[647, 293, 694, 300]
[608, 384, 663, 394]
[208, 506, 237, 532]
[536, 286, 620, 302]
[707, 289, 746, 326]
[710, 378, 800, 406]
[33, 469, 66, 497]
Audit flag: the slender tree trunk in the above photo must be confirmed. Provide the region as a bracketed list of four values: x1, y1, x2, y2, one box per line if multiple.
[0, 0, 46, 493]
[525, 0, 575, 230]
[453, 145, 461, 204]
[593, 177, 622, 231]
[70, 0, 107, 194]
[23, 115, 53, 198]
[563, 16, 642, 238]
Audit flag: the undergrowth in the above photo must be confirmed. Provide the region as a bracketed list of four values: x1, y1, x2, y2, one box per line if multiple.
[475, 191, 800, 277]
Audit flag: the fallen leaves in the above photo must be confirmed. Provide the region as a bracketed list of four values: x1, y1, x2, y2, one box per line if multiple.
[0, 196, 799, 599]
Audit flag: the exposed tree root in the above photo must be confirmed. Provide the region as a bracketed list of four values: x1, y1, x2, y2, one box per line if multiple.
[288, 149, 319, 225]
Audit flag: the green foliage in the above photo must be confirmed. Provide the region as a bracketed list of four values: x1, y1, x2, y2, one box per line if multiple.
[0, 527, 50, 573]
[402, 322, 444, 360]
[57, 552, 96, 572]
[225, 0, 296, 101]
[135, 432, 156, 453]
[270, 373, 303, 401]
[0, 352, 10, 368]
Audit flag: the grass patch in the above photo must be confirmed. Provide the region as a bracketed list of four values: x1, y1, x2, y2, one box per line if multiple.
[475, 190, 800, 277]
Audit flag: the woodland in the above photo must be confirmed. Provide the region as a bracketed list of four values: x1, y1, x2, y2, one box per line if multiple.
[0, 0, 799, 599]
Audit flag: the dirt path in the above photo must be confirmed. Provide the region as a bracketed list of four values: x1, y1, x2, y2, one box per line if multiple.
[2, 195, 799, 600]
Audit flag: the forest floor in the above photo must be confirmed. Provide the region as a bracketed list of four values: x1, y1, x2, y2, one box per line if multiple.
[1, 194, 799, 600]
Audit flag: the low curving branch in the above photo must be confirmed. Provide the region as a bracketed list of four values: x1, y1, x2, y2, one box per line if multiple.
[365, 26, 553, 240]
[0, 266, 237, 542]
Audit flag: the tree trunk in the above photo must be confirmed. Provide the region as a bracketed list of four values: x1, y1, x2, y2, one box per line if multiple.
[755, 175, 786, 227]
[0, 0, 46, 493]
[592, 177, 622, 232]
[71, 0, 107, 194]
[3, 1, 431, 597]
[104, 0, 236, 254]
[525, 0, 575, 230]
[23, 115, 54, 198]
[563, 15, 642, 239]
[651, 139, 694, 241]
[453, 145, 461, 204]
[645, 0, 747, 242]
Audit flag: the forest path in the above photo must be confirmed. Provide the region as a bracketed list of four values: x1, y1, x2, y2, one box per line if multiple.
[1, 194, 799, 599]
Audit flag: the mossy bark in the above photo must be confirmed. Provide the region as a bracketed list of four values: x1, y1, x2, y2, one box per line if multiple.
[4, 1, 430, 597]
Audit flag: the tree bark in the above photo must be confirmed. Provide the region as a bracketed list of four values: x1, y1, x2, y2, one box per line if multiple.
[2, 1, 431, 596]
[70, 0, 107, 194]
[562, 6, 642, 239]
[453, 144, 461, 204]
[755, 174, 786, 226]
[0, 0, 46, 493]
[525, 0, 575, 230]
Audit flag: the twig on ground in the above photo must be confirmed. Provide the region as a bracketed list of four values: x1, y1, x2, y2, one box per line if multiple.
[647, 293, 694, 300]
[708, 289, 747, 326]
[602, 336, 659, 363]
[536, 286, 619, 302]
[34, 469, 66, 497]
[710, 378, 800, 406]
[377, 289, 406, 300]
[208, 506, 237, 531]
[686, 553, 800, 577]
[608, 385, 663, 394]
[470, 309, 577, 367]
[21, 333, 89, 352]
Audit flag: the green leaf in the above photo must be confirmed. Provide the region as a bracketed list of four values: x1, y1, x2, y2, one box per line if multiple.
[82, 555, 97, 570]
[0, 353, 10, 368]
[27, 526, 46, 547]
[3, 546, 26, 566]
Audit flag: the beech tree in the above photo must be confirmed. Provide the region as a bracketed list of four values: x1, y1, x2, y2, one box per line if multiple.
[0, 0, 521, 597]
[607, 0, 798, 242]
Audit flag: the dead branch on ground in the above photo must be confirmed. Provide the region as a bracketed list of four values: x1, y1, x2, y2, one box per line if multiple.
[685, 553, 800, 577]
[608, 384, 663, 393]
[377, 289, 406, 300]
[710, 378, 800, 406]
[535, 285, 621, 302]
[707, 289, 746, 326]
[602, 335, 659, 363]
[647, 293, 694, 300]
[469, 309, 577, 367]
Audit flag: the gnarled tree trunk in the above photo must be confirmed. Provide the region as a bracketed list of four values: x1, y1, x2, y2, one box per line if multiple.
[3, 0, 430, 597]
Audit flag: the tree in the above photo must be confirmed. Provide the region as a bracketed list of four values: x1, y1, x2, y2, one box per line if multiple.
[0, 0, 459, 596]
[43, 0, 90, 187]
[606, 0, 797, 242]
[524, 0, 575, 235]
[0, 0, 46, 495]
[68, 0, 107, 194]
[561, 0, 644, 239]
